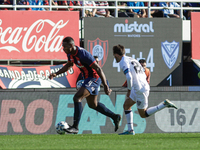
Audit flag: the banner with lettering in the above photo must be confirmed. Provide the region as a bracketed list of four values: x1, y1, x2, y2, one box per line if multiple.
[0, 11, 79, 60]
[84, 18, 182, 86]
[0, 64, 80, 89]
[0, 88, 199, 135]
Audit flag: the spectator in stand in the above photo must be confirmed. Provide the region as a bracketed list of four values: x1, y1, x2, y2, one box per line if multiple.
[54, 0, 80, 11]
[127, 1, 146, 18]
[17, 0, 31, 10]
[51, 0, 58, 10]
[183, 3, 200, 20]
[68, 1, 82, 17]
[28, 0, 48, 11]
[67, 1, 81, 11]
[55, 1, 80, 12]
[144, 2, 163, 18]
[95, 1, 112, 17]
[108, 1, 137, 17]
[0, 0, 13, 10]
[55, 0, 69, 11]
[80, 1, 96, 17]
[159, 2, 180, 18]
[45, 0, 58, 11]
[183, 3, 192, 20]
[109, 2, 129, 17]
[183, 2, 200, 9]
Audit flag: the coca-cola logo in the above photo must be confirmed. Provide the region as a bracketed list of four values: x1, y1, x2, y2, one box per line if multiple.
[0, 19, 69, 53]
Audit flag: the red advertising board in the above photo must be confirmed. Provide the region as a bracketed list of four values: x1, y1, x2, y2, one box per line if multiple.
[191, 12, 200, 59]
[0, 64, 80, 89]
[0, 11, 79, 60]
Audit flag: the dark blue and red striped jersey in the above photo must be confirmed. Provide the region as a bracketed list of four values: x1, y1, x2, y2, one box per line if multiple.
[67, 46, 99, 79]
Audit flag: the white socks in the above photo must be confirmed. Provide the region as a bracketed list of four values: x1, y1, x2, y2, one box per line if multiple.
[146, 102, 166, 116]
[125, 110, 134, 131]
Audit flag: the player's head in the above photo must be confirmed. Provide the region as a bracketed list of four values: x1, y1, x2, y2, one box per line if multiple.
[62, 37, 75, 54]
[93, 56, 99, 64]
[139, 59, 147, 69]
[112, 44, 125, 63]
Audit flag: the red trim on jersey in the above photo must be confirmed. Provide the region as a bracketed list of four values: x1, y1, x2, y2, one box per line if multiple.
[89, 61, 99, 78]
[89, 60, 96, 67]
[69, 55, 74, 63]
[76, 57, 89, 78]
[92, 68, 99, 79]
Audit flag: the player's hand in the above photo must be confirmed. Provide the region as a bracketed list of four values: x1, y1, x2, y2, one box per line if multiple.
[104, 85, 112, 95]
[126, 90, 131, 98]
[49, 73, 57, 79]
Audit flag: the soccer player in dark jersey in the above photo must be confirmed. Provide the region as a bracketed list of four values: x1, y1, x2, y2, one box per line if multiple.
[49, 37, 121, 134]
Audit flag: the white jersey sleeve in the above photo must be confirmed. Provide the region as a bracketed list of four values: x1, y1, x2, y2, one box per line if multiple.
[119, 57, 132, 90]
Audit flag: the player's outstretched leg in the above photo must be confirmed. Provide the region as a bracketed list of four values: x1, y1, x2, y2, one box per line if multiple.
[146, 99, 178, 117]
[94, 102, 121, 132]
[164, 99, 178, 109]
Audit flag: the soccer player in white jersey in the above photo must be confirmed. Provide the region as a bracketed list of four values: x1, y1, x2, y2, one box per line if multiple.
[113, 44, 178, 135]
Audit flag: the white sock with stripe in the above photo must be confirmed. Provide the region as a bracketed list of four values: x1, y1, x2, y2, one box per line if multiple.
[146, 102, 166, 116]
[125, 110, 134, 131]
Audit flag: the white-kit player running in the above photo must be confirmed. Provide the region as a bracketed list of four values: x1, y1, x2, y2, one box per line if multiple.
[113, 44, 178, 135]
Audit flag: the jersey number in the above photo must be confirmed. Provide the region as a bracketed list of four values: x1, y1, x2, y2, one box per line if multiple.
[131, 61, 143, 74]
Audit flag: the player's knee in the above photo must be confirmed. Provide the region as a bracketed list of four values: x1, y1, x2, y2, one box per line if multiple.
[73, 95, 80, 102]
[88, 103, 96, 109]
[138, 111, 148, 118]
[123, 103, 126, 110]
[140, 114, 146, 118]
[123, 103, 132, 110]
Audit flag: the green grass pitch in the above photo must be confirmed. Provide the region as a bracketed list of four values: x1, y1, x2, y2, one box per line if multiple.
[0, 133, 199, 150]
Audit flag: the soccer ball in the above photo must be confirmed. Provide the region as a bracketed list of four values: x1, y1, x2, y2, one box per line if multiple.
[76, 80, 84, 90]
[55, 121, 69, 135]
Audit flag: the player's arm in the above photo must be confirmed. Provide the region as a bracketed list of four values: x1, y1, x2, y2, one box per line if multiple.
[122, 80, 127, 87]
[125, 71, 133, 100]
[91, 62, 107, 86]
[147, 71, 150, 84]
[49, 62, 74, 79]
[123, 69, 131, 99]
[125, 70, 133, 90]
[126, 89, 131, 99]
[120, 60, 132, 90]
[90, 62, 111, 95]
[146, 68, 151, 84]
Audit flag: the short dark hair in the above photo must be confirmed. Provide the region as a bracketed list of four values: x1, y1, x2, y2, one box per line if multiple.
[63, 37, 75, 45]
[139, 59, 146, 63]
[113, 44, 125, 56]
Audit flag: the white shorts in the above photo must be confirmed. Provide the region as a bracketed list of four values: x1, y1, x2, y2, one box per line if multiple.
[129, 89, 149, 109]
